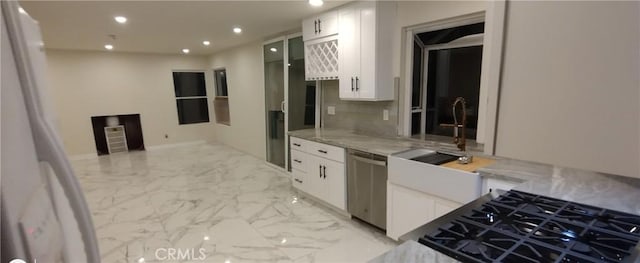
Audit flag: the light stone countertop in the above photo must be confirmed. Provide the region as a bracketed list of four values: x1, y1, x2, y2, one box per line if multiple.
[287, 128, 549, 183]
[368, 240, 459, 263]
[287, 129, 640, 262]
[287, 128, 484, 156]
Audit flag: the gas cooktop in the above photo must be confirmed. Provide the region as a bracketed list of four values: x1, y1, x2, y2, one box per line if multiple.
[417, 190, 640, 263]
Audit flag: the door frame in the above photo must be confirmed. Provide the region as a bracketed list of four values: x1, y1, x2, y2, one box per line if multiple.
[263, 33, 303, 172]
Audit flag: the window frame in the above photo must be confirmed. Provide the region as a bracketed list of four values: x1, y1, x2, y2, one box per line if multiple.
[172, 70, 210, 125]
[401, 8, 506, 155]
[212, 67, 231, 126]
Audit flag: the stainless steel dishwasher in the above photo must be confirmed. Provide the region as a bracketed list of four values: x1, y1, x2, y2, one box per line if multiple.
[347, 149, 388, 230]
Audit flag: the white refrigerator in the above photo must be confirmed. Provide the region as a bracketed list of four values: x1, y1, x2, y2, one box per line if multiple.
[1, 1, 101, 262]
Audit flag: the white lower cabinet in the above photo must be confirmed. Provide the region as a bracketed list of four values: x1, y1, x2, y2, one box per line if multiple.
[290, 137, 346, 211]
[387, 183, 463, 240]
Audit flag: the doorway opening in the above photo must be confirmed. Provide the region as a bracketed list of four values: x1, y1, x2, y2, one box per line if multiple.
[409, 21, 484, 142]
[264, 35, 317, 170]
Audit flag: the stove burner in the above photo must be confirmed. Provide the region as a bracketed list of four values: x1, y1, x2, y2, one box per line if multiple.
[593, 214, 614, 229]
[571, 241, 590, 253]
[458, 239, 488, 255]
[418, 190, 640, 263]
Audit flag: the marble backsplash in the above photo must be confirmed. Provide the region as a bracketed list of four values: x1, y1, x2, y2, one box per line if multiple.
[320, 80, 399, 137]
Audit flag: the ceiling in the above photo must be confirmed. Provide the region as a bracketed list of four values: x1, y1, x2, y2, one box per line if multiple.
[20, 0, 349, 55]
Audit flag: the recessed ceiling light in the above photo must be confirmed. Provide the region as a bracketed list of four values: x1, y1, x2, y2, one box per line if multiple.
[18, 7, 27, 14]
[233, 27, 242, 34]
[202, 41, 210, 46]
[182, 48, 190, 54]
[114, 16, 127, 24]
[104, 44, 114, 50]
[270, 47, 277, 52]
[309, 0, 323, 7]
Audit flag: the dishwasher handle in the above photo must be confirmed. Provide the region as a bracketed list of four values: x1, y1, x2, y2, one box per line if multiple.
[350, 154, 387, 167]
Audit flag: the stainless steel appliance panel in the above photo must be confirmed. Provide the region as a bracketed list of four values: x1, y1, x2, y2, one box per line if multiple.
[347, 150, 387, 229]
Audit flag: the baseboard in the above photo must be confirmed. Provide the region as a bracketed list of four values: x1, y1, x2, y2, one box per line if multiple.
[147, 140, 207, 151]
[68, 153, 98, 161]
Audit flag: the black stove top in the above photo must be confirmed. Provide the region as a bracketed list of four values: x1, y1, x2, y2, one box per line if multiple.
[417, 190, 640, 263]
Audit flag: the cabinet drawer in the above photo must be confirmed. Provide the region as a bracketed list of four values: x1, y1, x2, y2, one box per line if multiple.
[292, 169, 305, 190]
[290, 150, 307, 172]
[289, 137, 309, 152]
[307, 140, 345, 163]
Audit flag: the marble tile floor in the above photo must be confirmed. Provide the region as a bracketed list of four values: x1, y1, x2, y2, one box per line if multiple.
[71, 143, 398, 263]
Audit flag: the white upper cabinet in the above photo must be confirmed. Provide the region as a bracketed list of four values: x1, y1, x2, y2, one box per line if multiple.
[303, 11, 339, 81]
[338, 1, 395, 101]
[303, 11, 338, 41]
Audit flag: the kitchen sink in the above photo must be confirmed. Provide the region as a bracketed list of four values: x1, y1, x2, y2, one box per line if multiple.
[410, 152, 459, 165]
[388, 148, 482, 204]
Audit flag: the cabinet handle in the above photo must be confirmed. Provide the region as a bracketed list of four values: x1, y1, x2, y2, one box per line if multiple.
[351, 77, 354, 91]
[295, 178, 303, 183]
[314, 20, 318, 34]
[294, 159, 302, 163]
[293, 143, 301, 147]
[355, 77, 359, 91]
[319, 165, 322, 178]
[323, 165, 327, 179]
[318, 149, 328, 154]
[318, 19, 322, 33]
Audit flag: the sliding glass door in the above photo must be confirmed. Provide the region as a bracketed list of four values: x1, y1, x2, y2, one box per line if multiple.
[264, 35, 316, 169]
[264, 40, 286, 168]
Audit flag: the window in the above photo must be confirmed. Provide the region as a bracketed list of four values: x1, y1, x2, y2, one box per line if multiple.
[172, 72, 210, 125]
[410, 22, 484, 140]
[213, 69, 231, 125]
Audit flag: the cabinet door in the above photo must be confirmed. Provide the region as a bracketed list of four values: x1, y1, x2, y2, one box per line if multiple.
[305, 155, 326, 200]
[338, 5, 359, 99]
[321, 158, 346, 210]
[316, 11, 338, 38]
[302, 16, 319, 41]
[434, 201, 459, 218]
[356, 1, 377, 99]
[387, 184, 435, 240]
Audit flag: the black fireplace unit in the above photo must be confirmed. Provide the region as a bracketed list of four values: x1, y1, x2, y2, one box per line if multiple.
[90, 114, 145, 155]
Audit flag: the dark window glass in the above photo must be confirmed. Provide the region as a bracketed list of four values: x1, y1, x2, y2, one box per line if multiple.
[424, 46, 482, 139]
[411, 112, 421, 135]
[176, 98, 210, 124]
[411, 40, 423, 108]
[304, 85, 316, 126]
[214, 69, 228, 96]
[173, 72, 206, 97]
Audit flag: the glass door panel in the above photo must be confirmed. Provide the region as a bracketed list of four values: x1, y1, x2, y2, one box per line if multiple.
[264, 40, 285, 168]
[287, 36, 316, 132]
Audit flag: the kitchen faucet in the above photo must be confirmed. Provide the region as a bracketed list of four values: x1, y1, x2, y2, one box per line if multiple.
[440, 97, 467, 152]
[452, 97, 467, 152]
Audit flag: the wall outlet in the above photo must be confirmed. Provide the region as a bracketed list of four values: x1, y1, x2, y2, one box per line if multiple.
[327, 106, 336, 115]
[383, 109, 389, 121]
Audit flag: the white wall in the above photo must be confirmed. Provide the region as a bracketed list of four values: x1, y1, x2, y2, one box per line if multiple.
[495, 1, 640, 178]
[208, 42, 267, 159]
[45, 50, 214, 156]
